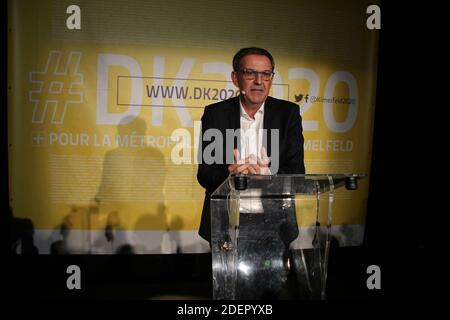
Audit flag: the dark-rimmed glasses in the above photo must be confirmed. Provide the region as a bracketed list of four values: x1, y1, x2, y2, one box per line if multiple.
[238, 68, 274, 81]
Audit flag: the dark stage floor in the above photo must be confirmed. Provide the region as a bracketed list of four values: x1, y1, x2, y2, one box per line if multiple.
[3, 245, 447, 300]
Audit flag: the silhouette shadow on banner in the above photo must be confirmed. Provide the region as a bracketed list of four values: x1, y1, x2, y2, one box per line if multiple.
[8, 206, 39, 255]
[50, 116, 168, 254]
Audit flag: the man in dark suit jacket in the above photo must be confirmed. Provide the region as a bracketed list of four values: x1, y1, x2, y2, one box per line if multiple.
[197, 47, 305, 243]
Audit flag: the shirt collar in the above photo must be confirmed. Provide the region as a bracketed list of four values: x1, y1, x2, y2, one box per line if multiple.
[239, 100, 265, 120]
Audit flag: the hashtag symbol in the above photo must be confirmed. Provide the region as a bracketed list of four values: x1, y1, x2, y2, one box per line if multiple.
[29, 51, 83, 124]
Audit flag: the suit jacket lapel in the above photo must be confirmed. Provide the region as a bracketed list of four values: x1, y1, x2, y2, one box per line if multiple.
[228, 97, 241, 152]
[229, 97, 240, 130]
[263, 97, 273, 156]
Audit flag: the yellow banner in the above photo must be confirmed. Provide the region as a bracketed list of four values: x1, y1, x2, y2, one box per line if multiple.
[8, 0, 379, 252]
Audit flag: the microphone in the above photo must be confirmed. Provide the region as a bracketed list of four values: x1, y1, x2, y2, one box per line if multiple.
[240, 90, 246, 95]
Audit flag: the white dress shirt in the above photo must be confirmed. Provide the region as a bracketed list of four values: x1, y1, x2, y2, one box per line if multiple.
[239, 102, 265, 161]
[238, 101, 266, 213]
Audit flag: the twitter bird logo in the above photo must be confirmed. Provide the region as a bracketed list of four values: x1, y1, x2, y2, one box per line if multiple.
[295, 94, 304, 102]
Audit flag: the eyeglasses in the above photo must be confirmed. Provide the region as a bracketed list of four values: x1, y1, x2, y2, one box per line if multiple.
[238, 68, 274, 81]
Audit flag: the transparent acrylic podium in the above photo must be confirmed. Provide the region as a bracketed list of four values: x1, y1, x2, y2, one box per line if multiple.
[211, 174, 363, 300]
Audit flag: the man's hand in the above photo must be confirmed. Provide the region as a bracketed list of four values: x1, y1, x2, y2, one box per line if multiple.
[256, 147, 271, 175]
[228, 149, 250, 174]
[228, 148, 271, 175]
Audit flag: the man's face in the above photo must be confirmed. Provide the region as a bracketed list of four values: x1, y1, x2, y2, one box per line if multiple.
[231, 54, 273, 109]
